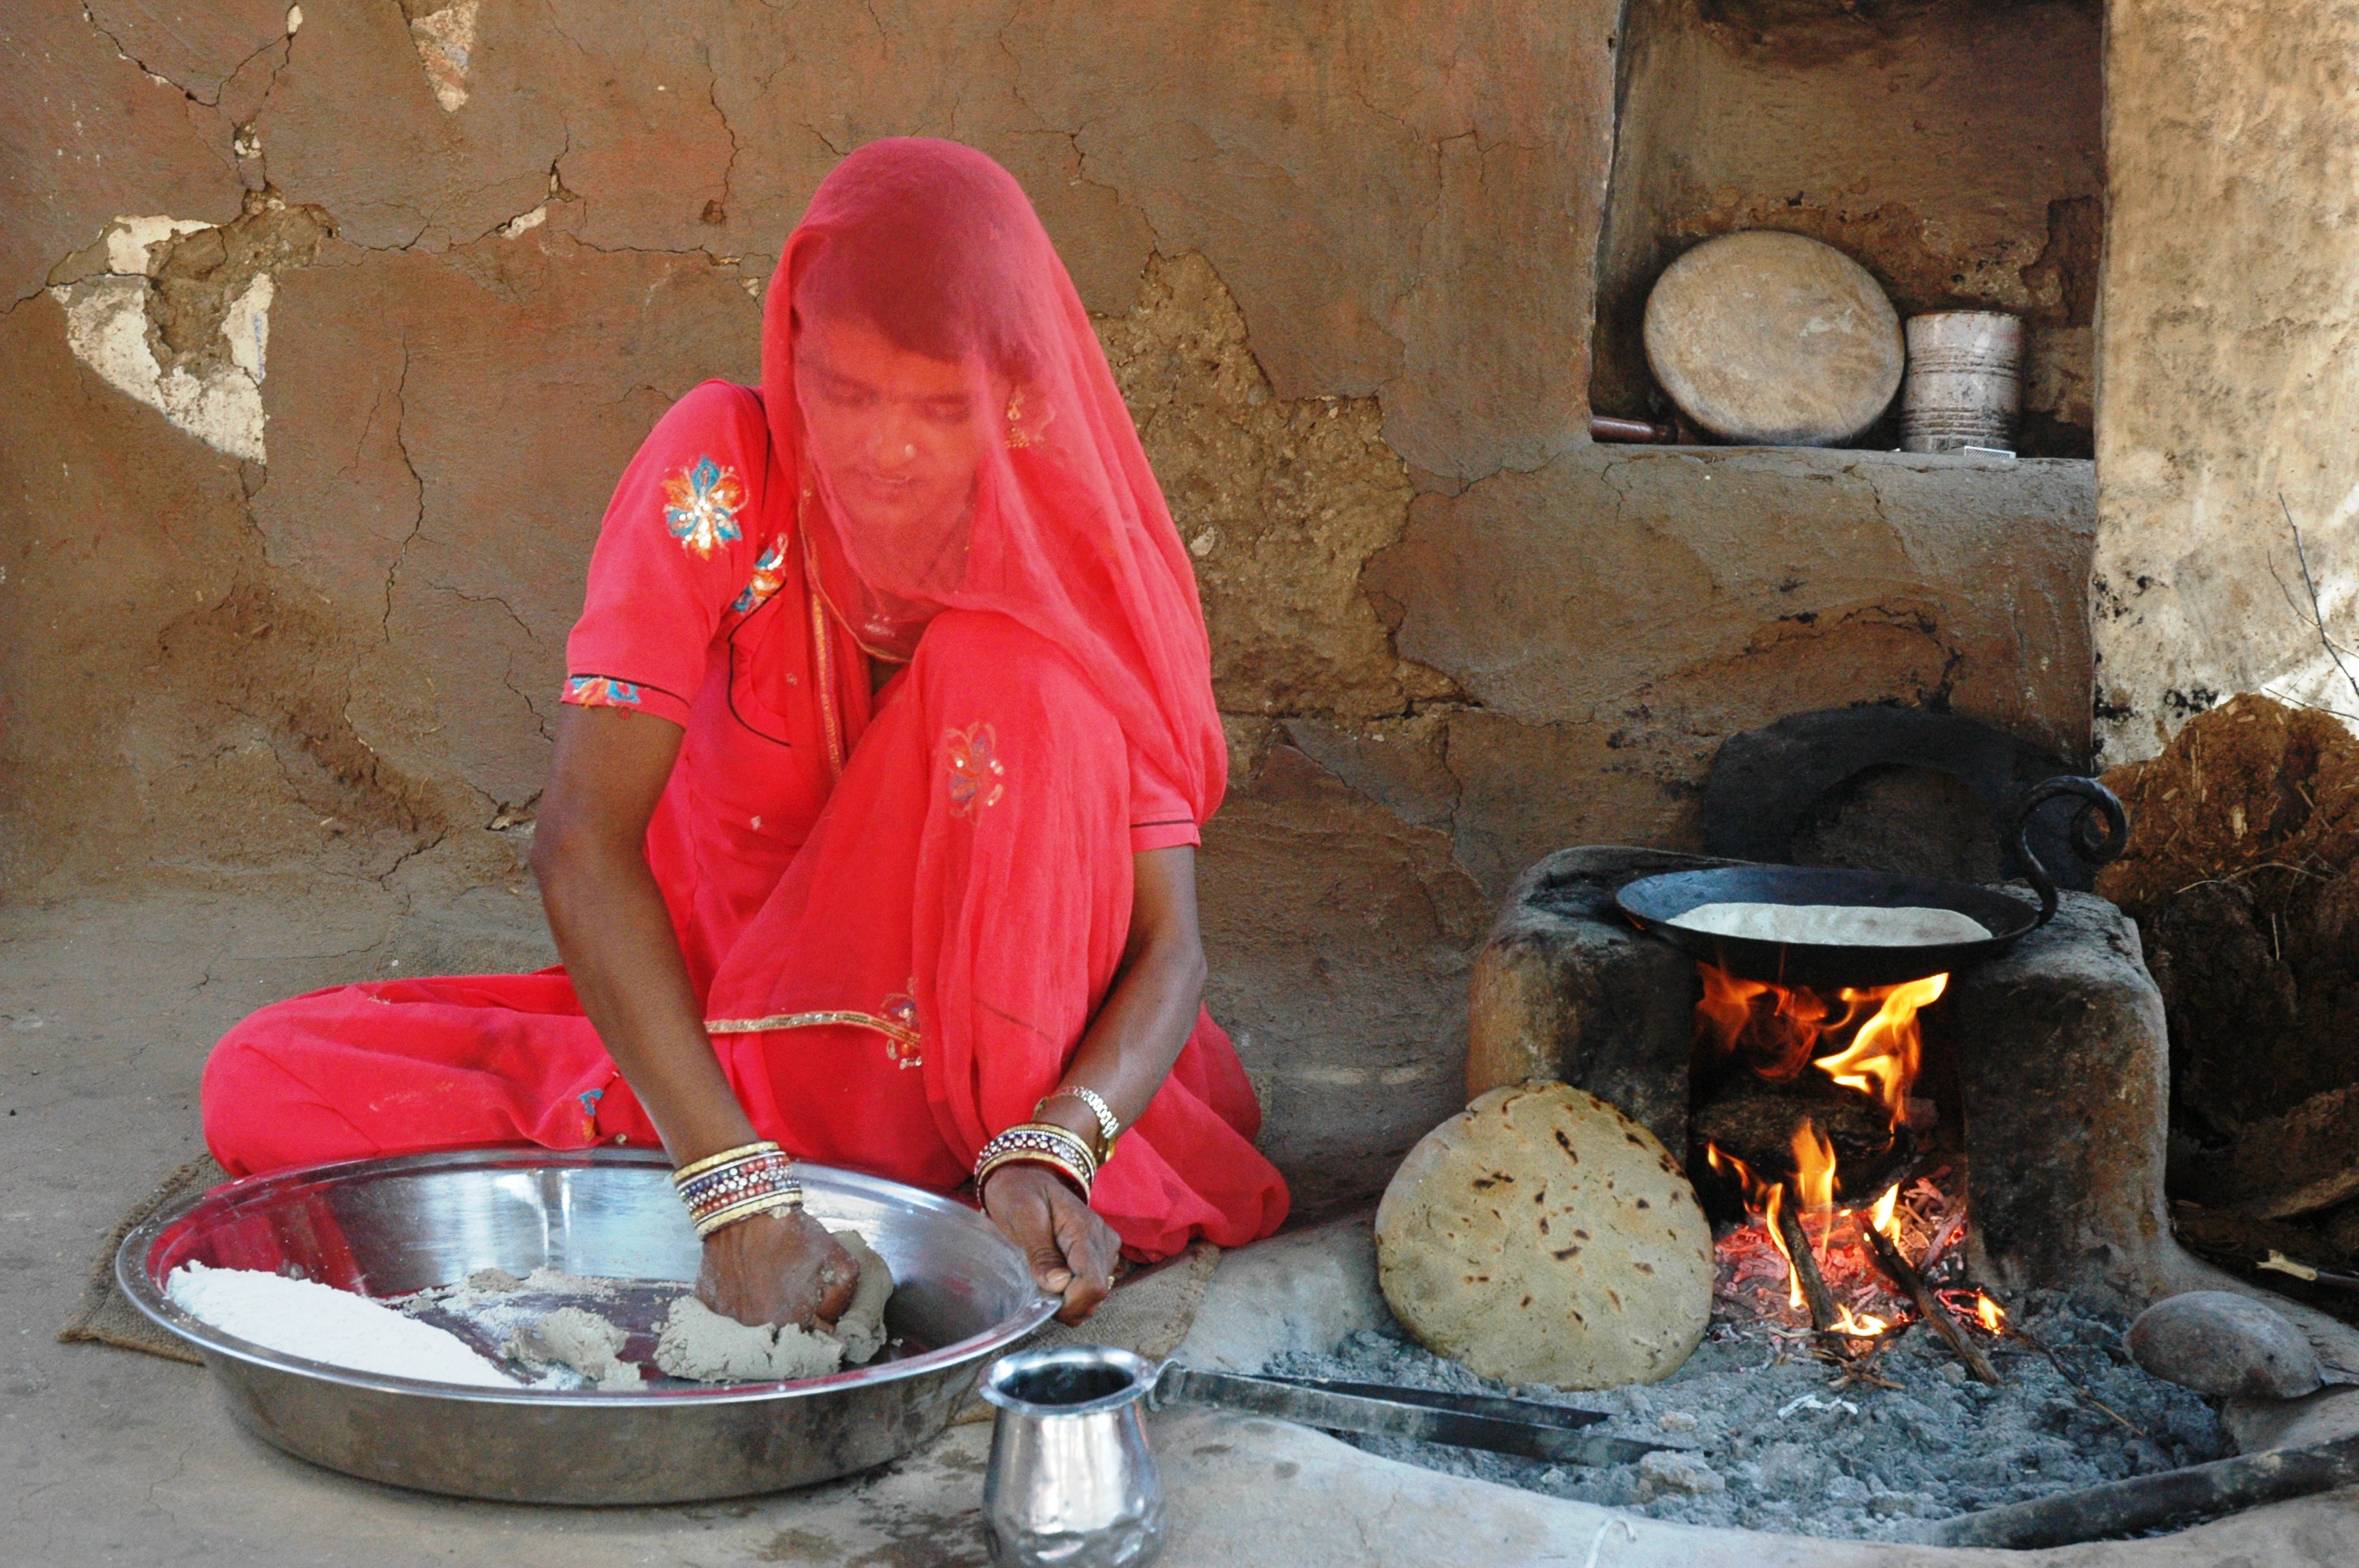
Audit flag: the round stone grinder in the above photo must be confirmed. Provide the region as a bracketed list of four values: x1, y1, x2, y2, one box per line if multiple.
[1643, 230, 1903, 446]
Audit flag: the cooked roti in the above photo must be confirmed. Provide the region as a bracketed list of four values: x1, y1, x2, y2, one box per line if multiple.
[1667, 902, 1990, 946]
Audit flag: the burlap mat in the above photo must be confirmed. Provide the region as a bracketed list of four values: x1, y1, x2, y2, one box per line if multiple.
[57, 1153, 228, 1365]
[62, 1156, 1223, 1394]
[951, 1239, 1223, 1423]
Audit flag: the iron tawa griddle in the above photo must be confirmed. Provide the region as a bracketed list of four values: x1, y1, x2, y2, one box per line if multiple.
[1616, 776, 2128, 989]
[1616, 865, 2041, 989]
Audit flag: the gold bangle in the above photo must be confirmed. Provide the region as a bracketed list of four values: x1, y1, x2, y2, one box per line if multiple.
[1039, 1085, 1121, 1155]
[672, 1139, 784, 1185]
[974, 1122, 1098, 1194]
[980, 1120, 1099, 1177]
[692, 1188, 804, 1240]
[977, 1148, 1092, 1202]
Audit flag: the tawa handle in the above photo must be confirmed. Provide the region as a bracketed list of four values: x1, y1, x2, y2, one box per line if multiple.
[2008, 776, 2130, 927]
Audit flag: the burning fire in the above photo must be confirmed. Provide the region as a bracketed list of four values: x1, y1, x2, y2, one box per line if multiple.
[1870, 1181, 1901, 1241]
[1831, 1304, 1892, 1337]
[1694, 964, 1945, 1115]
[1815, 974, 1946, 1120]
[1698, 965, 1950, 1341]
[1947, 1288, 2008, 1334]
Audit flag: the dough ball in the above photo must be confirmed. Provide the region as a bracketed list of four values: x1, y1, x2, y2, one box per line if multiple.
[522, 1306, 639, 1392]
[649, 1228, 896, 1385]
[654, 1298, 846, 1384]
[1376, 1082, 1712, 1389]
[829, 1229, 895, 1367]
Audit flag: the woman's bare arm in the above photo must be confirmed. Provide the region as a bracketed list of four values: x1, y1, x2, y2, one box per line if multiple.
[983, 845, 1208, 1322]
[531, 704, 856, 1327]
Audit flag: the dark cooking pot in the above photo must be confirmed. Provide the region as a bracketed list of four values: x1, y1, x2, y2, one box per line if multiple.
[1616, 777, 2128, 989]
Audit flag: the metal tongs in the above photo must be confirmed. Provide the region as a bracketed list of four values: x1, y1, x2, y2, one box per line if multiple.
[1147, 1364, 1691, 1468]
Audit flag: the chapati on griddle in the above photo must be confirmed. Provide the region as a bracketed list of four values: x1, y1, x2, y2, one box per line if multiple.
[1668, 902, 1990, 946]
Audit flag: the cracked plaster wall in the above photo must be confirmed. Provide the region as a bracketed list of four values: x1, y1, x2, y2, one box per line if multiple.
[3, 0, 2099, 1209]
[2091, 1, 2359, 764]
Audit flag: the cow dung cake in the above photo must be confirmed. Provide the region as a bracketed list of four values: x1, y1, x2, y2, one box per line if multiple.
[1376, 1081, 1713, 1389]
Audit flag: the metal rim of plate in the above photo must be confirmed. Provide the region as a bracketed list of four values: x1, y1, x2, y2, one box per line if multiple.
[1615, 864, 2041, 989]
[118, 1146, 1060, 1502]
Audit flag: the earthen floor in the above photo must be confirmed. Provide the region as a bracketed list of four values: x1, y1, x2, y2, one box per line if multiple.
[6, 878, 2358, 1566]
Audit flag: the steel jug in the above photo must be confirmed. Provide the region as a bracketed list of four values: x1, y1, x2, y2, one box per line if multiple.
[980, 1344, 1165, 1566]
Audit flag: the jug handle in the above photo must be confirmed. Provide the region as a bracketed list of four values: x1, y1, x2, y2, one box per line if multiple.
[1145, 1359, 1184, 1412]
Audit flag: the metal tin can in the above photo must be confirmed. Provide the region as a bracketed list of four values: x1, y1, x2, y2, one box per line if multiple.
[1900, 311, 2023, 453]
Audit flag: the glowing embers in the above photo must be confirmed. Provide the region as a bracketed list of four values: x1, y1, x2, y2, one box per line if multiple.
[1709, 1153, 1965, 1341]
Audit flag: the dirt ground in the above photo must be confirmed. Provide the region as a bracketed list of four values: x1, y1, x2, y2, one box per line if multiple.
[10, 868, 2359, 1565]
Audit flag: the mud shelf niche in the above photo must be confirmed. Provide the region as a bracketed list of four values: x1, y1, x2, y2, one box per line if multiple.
[1589, 0, 2103, 459]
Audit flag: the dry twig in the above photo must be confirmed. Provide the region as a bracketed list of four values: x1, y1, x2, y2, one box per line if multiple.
[1825, 1349, 1903, 1393]
[2274, 495, 2359, 710]
[1772, 1200, 1852, 1359]
[1863, 1224, 2002, 1385]
[2172, 859, 2331, 897]
[2005, 1323, 2154, 1443]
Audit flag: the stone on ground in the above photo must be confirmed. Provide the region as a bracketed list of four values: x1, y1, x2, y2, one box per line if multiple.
[1638, 1449, 1727, 1497]
[2125, 1290, 2324, 1400]
[1375, 1080, 1712, 1389]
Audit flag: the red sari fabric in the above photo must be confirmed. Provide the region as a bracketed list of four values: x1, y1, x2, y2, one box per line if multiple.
[201, 140, 1289, 1260]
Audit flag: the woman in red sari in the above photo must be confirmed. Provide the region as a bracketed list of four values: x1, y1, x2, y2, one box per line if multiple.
[202, 138, 1289, 1327]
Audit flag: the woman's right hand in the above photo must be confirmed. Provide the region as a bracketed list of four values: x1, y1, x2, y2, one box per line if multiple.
[696, 1207, 862, 1329]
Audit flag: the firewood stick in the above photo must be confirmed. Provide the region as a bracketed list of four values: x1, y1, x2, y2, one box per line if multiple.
[1861, 1221, 2003, 1385]
[1929, 1429, 2359, 1549]
[1772, 1200, 1850, 1356]
[2261, 1249, 2359, 1294]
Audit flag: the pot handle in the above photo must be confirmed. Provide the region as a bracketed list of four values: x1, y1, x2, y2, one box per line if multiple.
[2008, 776, 2130, 927]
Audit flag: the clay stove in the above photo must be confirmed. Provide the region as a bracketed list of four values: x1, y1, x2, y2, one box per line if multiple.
[1464, 844, 2176, 1320]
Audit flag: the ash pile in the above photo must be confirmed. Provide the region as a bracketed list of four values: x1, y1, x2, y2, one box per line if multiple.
[1318, 1080, 2229, 1541]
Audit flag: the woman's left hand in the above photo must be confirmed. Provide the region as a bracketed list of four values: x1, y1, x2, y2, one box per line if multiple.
[983, 1163, 1119, 1323]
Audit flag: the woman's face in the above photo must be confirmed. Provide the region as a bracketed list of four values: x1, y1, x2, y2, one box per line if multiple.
[794, 314, 993, 574]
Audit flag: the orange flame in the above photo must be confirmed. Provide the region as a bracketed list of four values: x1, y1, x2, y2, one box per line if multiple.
[1790, 1122, 1838, 1216]
[1869, 1183, 1902, 1242]
[1697, 957, 1967, 1349]
[1707, 1134, 1917, 1334]
[1812, 972, 1947, 1120]
[1831, 1304, 1892, 1338]
[1972, 1291, 2006, 1334]
[1696, 966, 1829, 1083]
[1715, 1145, 1808, 1312]
[1696, 964, 1945, 1127]
[1761, 1182, 1805, 1310]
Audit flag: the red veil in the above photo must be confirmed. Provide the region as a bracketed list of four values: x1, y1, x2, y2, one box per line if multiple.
[696, 140, 1281, 1254]
[765, 139, 1227, 826]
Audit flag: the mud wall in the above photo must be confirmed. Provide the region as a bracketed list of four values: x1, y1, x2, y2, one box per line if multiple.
[1, 1, 2096, 1213]
[2092, 1, 2359, 765]
[1591, 0, 2104, 456]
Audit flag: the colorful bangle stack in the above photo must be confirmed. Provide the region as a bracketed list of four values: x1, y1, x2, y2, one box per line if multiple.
[671, 1139, 803, 1239]
[1036, 1084, 1122, 1162]
[974, 1121, 1098, 1201]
